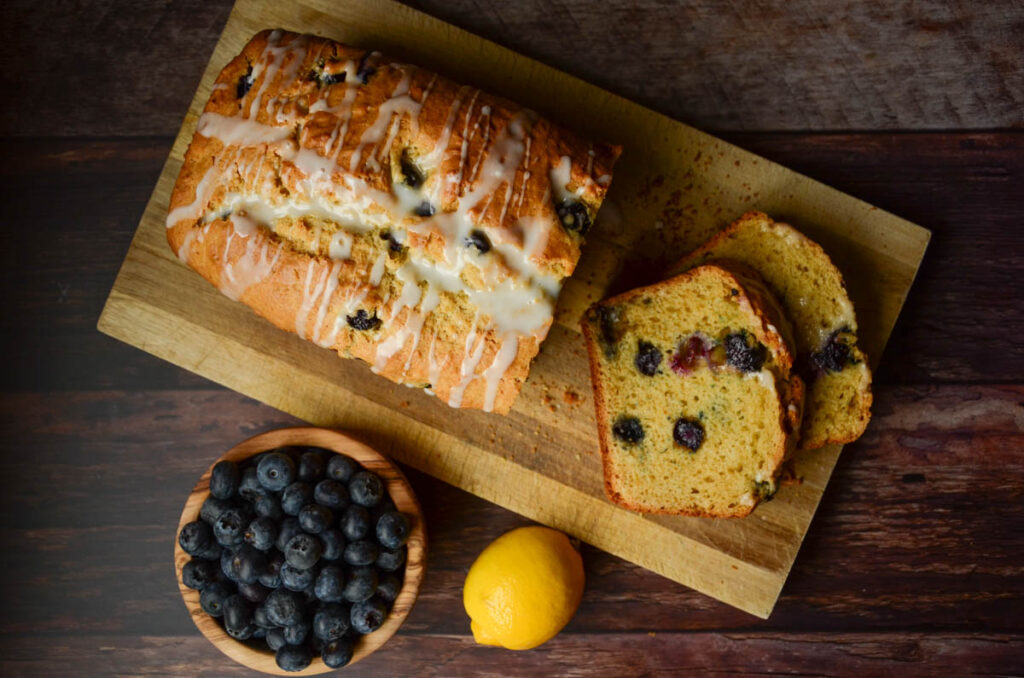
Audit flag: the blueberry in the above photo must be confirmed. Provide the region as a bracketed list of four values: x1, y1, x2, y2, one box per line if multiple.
[343, 566, 378, 603]
[754, 480, 778, 502]
[350, 597, 387, 635]
[376, 572, 402, 603]
[244, 516, 278, 551]
[812, 328, 854, 374]
[314, 479, 349, 510]
[264, 588, 305, 628]
[346, 309, 381, 331]
[612, 416, 644, 444]
[252, 605, 272, 628]
[199, 582, 232, 617]
[238, 466, 268, 501]
[285, 533, 323, 570]
[221, 547, 240, 582]
[252, 626, 267, 640]
[199, 496, 234, 525]
[340, 505, 371, 541]
[672, 417, 705, 452]
[276, 644, 313, 672]
[634, 340, 662, 376]
[343, 540, 378, 567]
[297, 450, 327, 483]
[276, 516, 303, 552]
[194, 542, 223, 562]
[259, 552, 284, 589]
[400, 151, 425, 188]
[379, 229, 406, 253]
[355, 52, 377, 84]
[375, 511, 410, 549]
[319, 528, 345, 561]
[281, 482, 314, 516]
[214, 507, 249, 547]
[595, 305, 623, 358]
[281, 562, 316, 592]
[313, 602, 350, 641]
[413, 200, 436, 217]
[283, 619, 310, 645]
[299, 504, 333, 534]
[327, 455, 357, 482]
[724, 331, 766, 373]
[375, 546, 406, 573]
[322, 636, 356, 669]
[556, 199, 592, 234]
[226, 622, 257, 641]
[254, 494, 284, 522]
[182, 558, 219, 590]
[265, 626, 287, 651]
[179, 520, 214, 556]
[319, 70, 346, 86]
[465, 229, 491, 254]
[228, 544, 268, 585]
[236, 67, 253, 99]
[349, 471, 384, 508]
[238, 581, 270, 604]
[245, 452, 267, 470]
[257, 452, 296, 492]
[209, 460, 240, 499]
[222, 594, 254, 632]
[314, 564, 346, 603]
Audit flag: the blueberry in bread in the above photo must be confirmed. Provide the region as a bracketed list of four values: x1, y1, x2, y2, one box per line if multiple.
[669, 212, 871, 449]
[581, 262, 804, 517]
[166, 30, 621, 413]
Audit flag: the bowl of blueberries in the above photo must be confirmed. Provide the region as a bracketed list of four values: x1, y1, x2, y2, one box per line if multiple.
[174, 427, 426, 674]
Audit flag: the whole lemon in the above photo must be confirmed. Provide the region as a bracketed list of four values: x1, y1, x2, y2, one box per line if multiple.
[463, 526, 584, 650]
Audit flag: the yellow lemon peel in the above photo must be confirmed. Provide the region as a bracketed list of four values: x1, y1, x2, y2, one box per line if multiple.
[463, 526, 584, 650]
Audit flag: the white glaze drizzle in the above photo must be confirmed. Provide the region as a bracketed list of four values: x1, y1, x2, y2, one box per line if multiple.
[311, 262, 343, 347]
[481, 334, 518, 412]
[296, 260, 329, 340]
[219, 228, 283, 301]
[329, 231, 353, 260]
[171, 34, 582, 408]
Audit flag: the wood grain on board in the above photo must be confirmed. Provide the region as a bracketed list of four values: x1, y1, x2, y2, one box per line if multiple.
[95, 0, 930, 618]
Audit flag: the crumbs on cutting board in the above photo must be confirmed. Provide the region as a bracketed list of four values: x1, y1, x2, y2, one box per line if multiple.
[779, 460, 804, 486]
[540, 386, 586, 413]
[563, 388, 583, 405]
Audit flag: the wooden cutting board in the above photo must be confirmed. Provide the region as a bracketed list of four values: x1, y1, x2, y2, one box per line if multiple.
[98, 0, 930, 618]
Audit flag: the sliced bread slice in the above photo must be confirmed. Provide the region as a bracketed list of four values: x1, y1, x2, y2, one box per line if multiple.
[581, 261, 804, 517]
[669, 212, 871, 450]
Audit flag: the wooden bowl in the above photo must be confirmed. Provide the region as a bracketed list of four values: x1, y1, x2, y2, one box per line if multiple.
[174, 427, 427, 675]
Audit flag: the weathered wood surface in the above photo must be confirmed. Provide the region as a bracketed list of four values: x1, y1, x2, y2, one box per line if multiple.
[1, 0, 1022, 136]
[1, 387, 1022, 673]
[2, 633, 1022, 677]
[1, 0, 1022, 674]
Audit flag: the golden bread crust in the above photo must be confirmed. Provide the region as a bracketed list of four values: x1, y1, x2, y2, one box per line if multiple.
[167, 30, 621, 413]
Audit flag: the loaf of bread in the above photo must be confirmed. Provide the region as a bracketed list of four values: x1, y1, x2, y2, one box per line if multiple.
[166, 29, 620, 413]
[581, 262, 804, 517]
[669, 212, 871, 449]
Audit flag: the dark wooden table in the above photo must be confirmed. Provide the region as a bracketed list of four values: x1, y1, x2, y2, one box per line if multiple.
[2, 1, 1022, 675]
